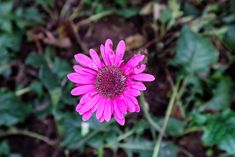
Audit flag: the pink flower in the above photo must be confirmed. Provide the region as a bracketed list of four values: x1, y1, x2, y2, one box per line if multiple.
[67, 39, 155, 125]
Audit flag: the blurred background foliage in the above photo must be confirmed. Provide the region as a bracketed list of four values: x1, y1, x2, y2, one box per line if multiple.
[0, 0, 235, 157]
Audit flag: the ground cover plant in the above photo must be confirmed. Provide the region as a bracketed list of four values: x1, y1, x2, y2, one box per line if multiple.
[0, 0, 235, 157]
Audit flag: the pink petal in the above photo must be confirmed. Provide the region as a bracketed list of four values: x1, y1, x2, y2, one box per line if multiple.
[114, 99, 124, 119]
[122, 96, 135, 112]
[128, 96, 138, 104]
[131, 73, 155, 82]
[104, 99, 112, 122]
[125, 88, 141, 97]
[71, 85, 94, 96]
[116, 97, 127, 114]
[81, 95, 100, 113]
[74, 53, 98, 71]
[114, 113, 125, 125]
[76, 103, 84, 114]
[67, 73, 94, 84]
[73, 65, 97, 76]
[82, 111, 93, 121]
[125, 54, 144, 67]
[79, 91, 96, 104]
[91, 99, 100, 112]
[115, 40, 125, 66]
[98, 115, 105, 122]
[105, 39, 114, 65]
[133, 64, 146, 74]
[100, 44, 109, 66]
[96, 98, 105, 119]
[89, 49, 103, 68]
[131, 82, 146, 91]
[135, 104, 140, 112]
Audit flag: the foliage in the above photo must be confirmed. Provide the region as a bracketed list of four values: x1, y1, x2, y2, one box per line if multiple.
[0, 91, 32, 126]
[172, 26, 218, 74]
[0, 0, 235, 157]
[0, 141, 21, 157]
[202, 110, 235, 155]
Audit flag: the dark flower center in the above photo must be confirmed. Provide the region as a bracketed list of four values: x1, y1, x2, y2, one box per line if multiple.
[95, 66, 126, 98]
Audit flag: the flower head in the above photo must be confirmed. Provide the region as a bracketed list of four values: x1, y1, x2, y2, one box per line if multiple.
[67, 39, 155, 125]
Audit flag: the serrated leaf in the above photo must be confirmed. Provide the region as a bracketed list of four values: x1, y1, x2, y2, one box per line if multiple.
[224, 25, 235, 52]
[200, 77, 233, 111]
[0, 33, 22, 52]
[52, 57, 71, 79]
[120, 139, 178, 157]
[202, 110, 235, 155]
[57, 113, 82, 149]
[39, 66, 59, 90]
[39, 66, 61, 105]
[164, 118, 185, 136]
[172, 26, 218, 73]
[0, 141, 21, 157]
[49, 87, 61, 106]
[26, 53, 47, 68]
[0, 91, 32, 126]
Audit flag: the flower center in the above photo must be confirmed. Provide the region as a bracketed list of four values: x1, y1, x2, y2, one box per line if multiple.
[95, 66, 126, 98]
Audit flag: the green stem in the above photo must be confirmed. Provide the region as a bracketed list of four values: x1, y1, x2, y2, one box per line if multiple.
[77, 10, 115, 26]
[152, 79, 181, 157]
[141, 95, 161, 132]
[15, 87, 31, 96]
[98, 147, 104, 157]
[70, 120, 114, 149]
[176, 77, 187, 118]
[0, 128, 55, 146]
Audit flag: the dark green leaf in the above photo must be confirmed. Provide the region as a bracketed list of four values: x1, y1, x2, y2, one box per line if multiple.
[0, 33, 22, 52]
[224, 25, 235, 52]
[118, 8, 139, 18]
[200, 77, 233, 111]
[172, 26, 218, 73]
[52, 57, 71, 79]
[160, 8, 172, 24]
[39, 66, 61, 106]
[165, 118, 185, 136]
[57, 112, 82, 149]
[0, 91, 32, 126]
[0, 140, 21, 157]
[120, 139, 178, 157]
[39, 66, 59, 90]
[202, 110, 235, 155]
[26, 53, 47, 68]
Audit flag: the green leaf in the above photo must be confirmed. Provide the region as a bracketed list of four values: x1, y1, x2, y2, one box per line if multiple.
[172, 26, 218, 74]
[0, 91, 32, 126]
[224, 25, 235, 52]
[160, 8, 172, 24]
[57, 112, 83, 149]
[49, 87, 61, 106]
[118, 8, 139, 18]
[26, 53, 47, 68]
[0, 33, 22, 52]
[120, 139, 178, 157]
[202, 110, 235, 155]
[39, 66, 61, 106]
[200, 77, 233, 111]
[39, 66, 60, 90]
[0, 141, 21, 157]
[52, 57, 71, 79]
[0, 141, 9, 156]
[165, 118, 185, 136]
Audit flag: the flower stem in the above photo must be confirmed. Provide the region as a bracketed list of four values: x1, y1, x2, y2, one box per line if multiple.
[152, 78, 181, 157]
[141, 95, 161, 132]
[15, 87, 31, 96]
[0, 128, 56, 146]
